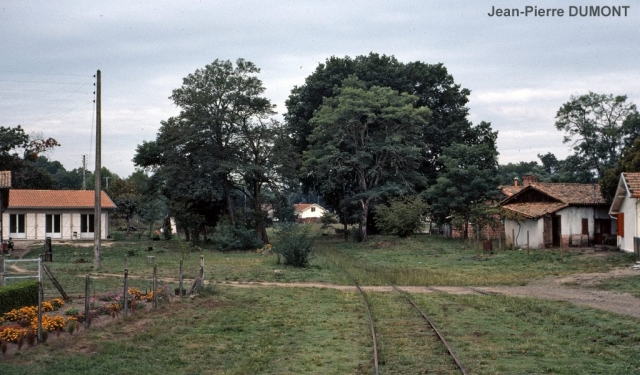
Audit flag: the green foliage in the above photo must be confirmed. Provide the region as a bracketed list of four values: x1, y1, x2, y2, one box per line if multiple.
[304, 76, 431, 241]
[272, 223, 316, 267]
[211, 223, 263, 251]
[555, 92, 638, 179]
[427, 134, 500, 236]
[319, 210, 337, 228]
[374, 196, 428, 237]
[0, 281, 39, 314]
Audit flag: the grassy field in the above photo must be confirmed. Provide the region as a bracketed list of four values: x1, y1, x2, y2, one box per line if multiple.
[3, 231, 640, 374]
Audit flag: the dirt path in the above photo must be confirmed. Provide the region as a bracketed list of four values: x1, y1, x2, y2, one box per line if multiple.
[216, 267, 640, 318]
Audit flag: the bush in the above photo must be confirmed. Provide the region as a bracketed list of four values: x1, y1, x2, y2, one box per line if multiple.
[211, 223, 263, 251]
[374, 196, 428, 238]
[272, 224, 316, 267]
[0, 281, 39, 314]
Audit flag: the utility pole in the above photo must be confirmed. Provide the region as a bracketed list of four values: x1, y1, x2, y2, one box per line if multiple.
[93, 70, 102, 270]
[82, 155, 86, 190]
[104, 177, 110, 191]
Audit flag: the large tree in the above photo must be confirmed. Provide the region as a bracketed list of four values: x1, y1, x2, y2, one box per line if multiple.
[286, 53, 473, 186]
[135, 59, 280, 245]
[303, 77, 431, 241]
[0, 125, 60, 188]
[426, 123, 500, 239]
[555, 92, 639, 179]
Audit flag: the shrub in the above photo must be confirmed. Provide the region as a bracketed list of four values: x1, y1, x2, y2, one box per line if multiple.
[0, 281, 38, 314]
[374, 196, 428, 238]
[211, 223, 263, 251]
[272, 224, 316, 267]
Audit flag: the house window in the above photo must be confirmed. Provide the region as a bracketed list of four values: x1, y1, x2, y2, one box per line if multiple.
[81, 214, 95, 233]
[311, 207, 316, 212]
[45, 214, 61, 233]
[581, 219, 588, 235]
[9, 214, 25, 233]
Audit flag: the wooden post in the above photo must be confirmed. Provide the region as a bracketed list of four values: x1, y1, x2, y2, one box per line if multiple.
[200, 255, 205, 286]
[179, 259, 184, 298]
[123, 269, 128, 317]
[498, 229, 502, 252]
[84, 274, 90, 329]
[93, 69, 102, 270]
[124, 255, 128, 270]
[37, 261, 44, 342]
[153, 263, 158, 309]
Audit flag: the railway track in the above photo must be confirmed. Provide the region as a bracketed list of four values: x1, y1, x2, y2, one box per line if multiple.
[324, 247, 470, 374]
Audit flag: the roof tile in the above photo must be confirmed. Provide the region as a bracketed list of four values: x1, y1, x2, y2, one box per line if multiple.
[8, 189, 116, 209]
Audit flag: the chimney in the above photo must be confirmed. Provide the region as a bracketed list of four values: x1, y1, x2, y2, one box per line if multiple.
[513, 177, 519, 188]
[522, 175, 538, 186]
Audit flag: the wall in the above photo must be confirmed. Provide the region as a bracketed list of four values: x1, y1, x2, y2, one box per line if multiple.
[505, 218, 543, 248]
[617, 195, 637, 252]
[2, 210, 110, 241]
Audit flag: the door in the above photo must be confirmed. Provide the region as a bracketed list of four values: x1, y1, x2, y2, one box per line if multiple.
[45, 214, 62, 239]
[543, 216, 553, 248]
[552, 215, 561, 247]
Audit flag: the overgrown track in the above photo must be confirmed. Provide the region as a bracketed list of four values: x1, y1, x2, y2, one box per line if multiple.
[325, 247, 468, 374]
[392, 285, 469, 375]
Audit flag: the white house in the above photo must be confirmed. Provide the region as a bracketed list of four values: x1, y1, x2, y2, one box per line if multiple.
[293, 203, 328, 223]
[2, 189, 116, 241]
[609, 172, 640, 254]
[500, 175, 614, 249]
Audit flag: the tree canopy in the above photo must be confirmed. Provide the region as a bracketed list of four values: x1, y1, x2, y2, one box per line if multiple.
[303, 77, 431, 241]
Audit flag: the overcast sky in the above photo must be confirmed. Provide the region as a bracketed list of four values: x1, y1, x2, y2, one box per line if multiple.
[1, 1, 638, 177]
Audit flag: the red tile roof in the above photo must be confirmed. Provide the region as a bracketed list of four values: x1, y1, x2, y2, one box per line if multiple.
[623, 172, 640, 198]
[294, 204, 313, 213]
[8, 189, 116, 209]
[501, 181, 605, 219]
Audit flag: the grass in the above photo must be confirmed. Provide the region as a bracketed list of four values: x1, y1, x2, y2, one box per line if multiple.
[316, 235, 635, 286]
[2, 230, 639, 374]
[3, 287, 640, 374]
[592, 276, 640, 298]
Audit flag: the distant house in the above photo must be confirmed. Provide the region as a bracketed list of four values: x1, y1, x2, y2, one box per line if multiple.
[500, 175, 614, 248]
[609, 172, 640, 254]
[1, 189, 116, 241]
[293, 203, 328, 223]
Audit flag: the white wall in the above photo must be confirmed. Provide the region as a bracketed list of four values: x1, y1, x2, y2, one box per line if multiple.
[505, 218, 543, 249]
[617, 195, 637, 252]
[2, 210, 111, 241]
[298, 205, 327, 219]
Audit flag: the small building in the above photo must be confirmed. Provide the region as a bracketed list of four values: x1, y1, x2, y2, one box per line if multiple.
[500, 175, 614, 248]
[1, 189, 116, 241]
[609, 172, 640, 254]
[293, 203, 328, 223]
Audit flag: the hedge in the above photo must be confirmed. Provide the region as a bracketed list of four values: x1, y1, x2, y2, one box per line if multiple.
[0, 280, 39, 314]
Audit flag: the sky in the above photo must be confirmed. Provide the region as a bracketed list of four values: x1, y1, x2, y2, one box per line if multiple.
[1, 1, 638, 177]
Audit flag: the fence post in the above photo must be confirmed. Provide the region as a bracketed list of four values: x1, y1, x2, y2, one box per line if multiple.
[179, 259, 184, 298]
[153, 262, 158, 309]
[123, 269, 128, 317]
[124, 255, 128, 270]
[200, 255, 205, 286]
[84, 274, 90, 329]
[37, 261, 43, 342]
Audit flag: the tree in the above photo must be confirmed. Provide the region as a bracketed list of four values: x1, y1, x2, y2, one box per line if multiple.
[0, 125, 60, 189]
[426, 125, 500, 239]
[286, 53, 473, 187]
[169, 58, 275, 225]
[135, 59, 282, 245]
[374, 196, 428, 237]
[303, 77, 431, 241]
[555, 92, 639, 179]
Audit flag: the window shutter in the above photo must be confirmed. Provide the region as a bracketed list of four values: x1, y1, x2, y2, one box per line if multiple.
[581, 219, 588, 235]
[618, 213, 625, 237]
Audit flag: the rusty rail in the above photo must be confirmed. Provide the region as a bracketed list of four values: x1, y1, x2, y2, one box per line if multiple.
[392, 285, 469, 375]
[356, 283, 379, 375]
